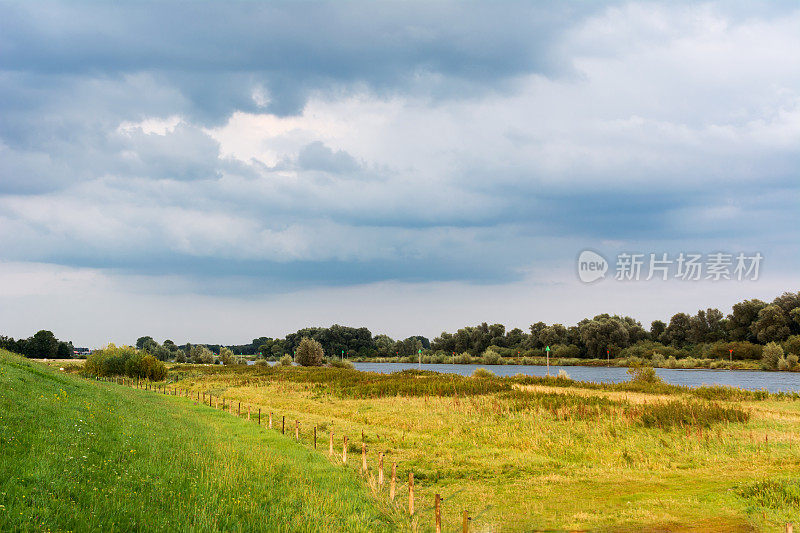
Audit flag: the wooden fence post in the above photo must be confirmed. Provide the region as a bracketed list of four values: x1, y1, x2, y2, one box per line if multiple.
[329, 428, 334, 457]
[258, 408, 261, 425]
[238, 402, 241, 417]
[435, 494, 441, 533]
[295, 420, 299, 441]
[390, 463, 396, 501]
[269, 412, 273, 429]
[378, 453, 384, 486]
[342, 436, 348, 464]
[314, 426, 317, 449]
[282, 416, 285, 434]
[462, 511, 469, 533]
[247, 405, 251, 421]
[408, 472, 414, 515]
[786, 523, 794, 533]
[361, 443, 367, 473]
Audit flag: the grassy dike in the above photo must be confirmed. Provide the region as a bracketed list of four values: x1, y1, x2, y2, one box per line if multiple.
[0, 350, 403, 532]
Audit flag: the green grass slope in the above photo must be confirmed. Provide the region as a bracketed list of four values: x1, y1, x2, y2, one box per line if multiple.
[0, 350, 401, 532]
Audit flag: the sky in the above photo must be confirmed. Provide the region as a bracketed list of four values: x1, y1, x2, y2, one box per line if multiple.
[0, 1, 798, 348]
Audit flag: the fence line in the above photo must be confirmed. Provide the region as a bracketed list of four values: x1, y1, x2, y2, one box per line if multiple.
[93, 375, 473, 531]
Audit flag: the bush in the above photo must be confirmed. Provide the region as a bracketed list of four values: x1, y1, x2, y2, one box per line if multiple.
[552, 344, 582, 359]
[626, 365, 661, 384]
[84, 344, 166, 381]
[295, 337, 324, 366]
[788, 353, 799, 371]
[220, 347, 234, 365]
[783, 335, 800, 357]
[279, 354, 293, 366]
[481, 348, 502, 365]
[557, 369, 571, 380]
[455, 352, 473, 364]
[329, 358, 354, 369]
[472, 367, 494, 378]
[762, 342, 784, 370]
[704, 341, 763, 361]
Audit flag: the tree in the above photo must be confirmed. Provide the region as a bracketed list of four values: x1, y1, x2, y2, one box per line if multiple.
[751, 304, 791, 343]
[528, 322, 547, 349]
[762, 341, 784, 370]
[56, 341, 73, 359]
[662, 313, 691, 348]
[650, 320, 667, 342]
[295, 337, 324, 366]
[136, 336, 155, 350]
[538, 324, 567, 348]
[578, 315, 630, 357]
[220, 346, 234, 365]
[28, 330, 58, 358]
[727, 299, 767, 342]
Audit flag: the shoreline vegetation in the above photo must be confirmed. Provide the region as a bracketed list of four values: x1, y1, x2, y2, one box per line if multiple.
[4, 290, 800, 374]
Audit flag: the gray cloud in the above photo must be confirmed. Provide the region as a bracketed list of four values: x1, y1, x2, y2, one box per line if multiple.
[0, 0, 798, 298]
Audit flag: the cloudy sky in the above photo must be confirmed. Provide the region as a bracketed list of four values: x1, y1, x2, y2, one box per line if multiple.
[1, 1, 798, 347]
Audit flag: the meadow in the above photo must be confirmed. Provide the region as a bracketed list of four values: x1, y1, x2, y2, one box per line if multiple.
[0, 350, 404, 532]
[165, 363, 800, 531]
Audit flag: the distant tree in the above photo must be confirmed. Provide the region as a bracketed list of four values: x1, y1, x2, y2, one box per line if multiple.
[538, 324, 567, 348]
[727, 299, 767, 342]
[762, 341, 784, 370]
[56, 341, 73, 359]
[220, 346, 234, 365]
[773, 291, 800, 334]
[373, 334, 395, 357]
[650, 320, 667, 342]
[528, 322, 547, 349]
[295, 337, 324, 366]
[662, 313, 691, 348]
[163, 339, 177, 350]
[751, 304, 791, 343]
[578, 315, 630, 358]
[136, 336, 155, 350]
[505, 328, 527, 349]
[28, 330, 58, 358]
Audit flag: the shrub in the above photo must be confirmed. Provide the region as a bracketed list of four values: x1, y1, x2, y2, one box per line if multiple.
[626, 365, 661, 384]
[557, 369, 571, 380]
[220, 347, 234, 365]
[84, 344, 166, 381]
[481, 348, 502, 365]
[783, 335, 800, 357]
[521, 357, 537, 365]
[552, 344, 582, 359]
[329, 358, 354, 369]
[665, 356, 678, 369]
[704, 341, 763, 361]
[189, 345, 215, 364]
[762, 342, 784, 370]
[472, 367, 494, 378]
[295, 337, 324, 366]
[788, 353, 799, 371]
[279, 354, 293, 366]
[455, 352, 473, 364]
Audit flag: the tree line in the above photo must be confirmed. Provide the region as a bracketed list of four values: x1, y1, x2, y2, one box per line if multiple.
[3, 290, 798, 369]
[0, 330, 74, 359]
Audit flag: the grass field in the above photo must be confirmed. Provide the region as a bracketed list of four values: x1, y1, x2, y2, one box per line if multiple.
[0, 350, 403, 532]
[163, 364, 800, 532]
